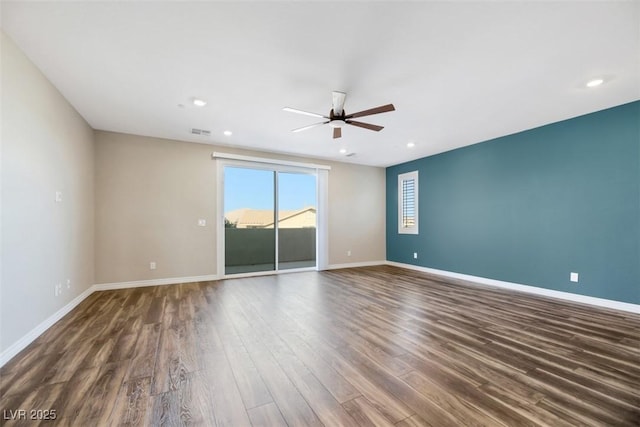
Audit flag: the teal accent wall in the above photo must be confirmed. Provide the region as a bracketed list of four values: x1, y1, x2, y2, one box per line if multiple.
[386, 101, 639, 304]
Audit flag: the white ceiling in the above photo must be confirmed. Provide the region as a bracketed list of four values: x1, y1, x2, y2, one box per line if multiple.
[2, 1, 638, 167]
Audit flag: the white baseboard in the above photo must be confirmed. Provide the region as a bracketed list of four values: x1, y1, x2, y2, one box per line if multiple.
[326, 260, 387, 270]
[94, 274, 219, 291]
[0, 286, 95, 367]
[387, 261, 640, 314]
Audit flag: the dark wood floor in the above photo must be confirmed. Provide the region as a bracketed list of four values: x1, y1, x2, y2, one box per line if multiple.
[1, 265, 639, 426]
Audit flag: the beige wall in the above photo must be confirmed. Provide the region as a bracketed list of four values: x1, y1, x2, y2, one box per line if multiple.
[95, 131, 217, 282]
[95, 131, 386, 283]
[1, 32, 95, 353]
[328, 162, 386, 264]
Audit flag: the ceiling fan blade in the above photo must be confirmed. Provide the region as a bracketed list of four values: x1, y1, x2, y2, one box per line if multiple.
[346, 120, 384, 132]
[291, 121, 329, 133]
[332, 91, 346, 116]
[333, 127, 341, 139]
[345, 103, 395, 119]
[283, 107, 327, 119]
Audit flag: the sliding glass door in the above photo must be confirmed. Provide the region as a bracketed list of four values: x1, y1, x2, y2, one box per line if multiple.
[223, 165, 316, 275]
[278, 172, 316, 270]
[224, 167, 276, 274]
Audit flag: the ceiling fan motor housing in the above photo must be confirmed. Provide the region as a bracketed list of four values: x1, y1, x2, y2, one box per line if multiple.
[329, 108, 346, 127]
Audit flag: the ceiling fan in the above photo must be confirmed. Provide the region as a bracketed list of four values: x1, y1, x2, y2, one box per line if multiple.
[283, 91, 395, 139]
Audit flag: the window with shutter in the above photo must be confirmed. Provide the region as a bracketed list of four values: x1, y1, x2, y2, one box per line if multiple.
[398, 171, 418, 234]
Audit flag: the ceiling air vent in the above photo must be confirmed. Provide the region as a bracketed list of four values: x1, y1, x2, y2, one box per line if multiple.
[190, 128, 211, 137]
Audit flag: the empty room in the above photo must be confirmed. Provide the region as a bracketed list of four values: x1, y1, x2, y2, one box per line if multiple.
[1, 1, 639, 426]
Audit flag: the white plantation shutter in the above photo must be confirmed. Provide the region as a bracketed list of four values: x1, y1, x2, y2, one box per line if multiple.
[398, 171, 418, 234]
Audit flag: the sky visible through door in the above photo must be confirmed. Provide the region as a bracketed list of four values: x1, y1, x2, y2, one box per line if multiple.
[224, 167, 316, 212]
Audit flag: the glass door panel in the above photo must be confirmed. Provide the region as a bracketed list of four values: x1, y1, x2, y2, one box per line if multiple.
[277, 172, 317, 270]
[224, 166, 275, 274]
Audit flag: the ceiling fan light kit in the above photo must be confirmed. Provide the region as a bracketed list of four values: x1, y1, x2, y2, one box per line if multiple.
[284, 91, 395, 139]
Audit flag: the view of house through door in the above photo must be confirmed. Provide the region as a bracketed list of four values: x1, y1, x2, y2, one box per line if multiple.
[224, 166, 317, 275]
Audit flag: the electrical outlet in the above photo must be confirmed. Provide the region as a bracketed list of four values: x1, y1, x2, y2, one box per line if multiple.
[570, 272, 579, 283]
[150, 261, 156, 270]
[413, 252, 418, 259]
[55, 191, 63, 203]
[347, 250, 351, 257]
[66, 279, 71, 289]
[198, 219, 206, 227]
[54, 283, 62, 296]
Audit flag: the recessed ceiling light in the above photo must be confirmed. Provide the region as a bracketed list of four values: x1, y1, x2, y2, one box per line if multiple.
[339, 148, 347, 154]
[223, 130, 233, 136]
[586, 78, 604, 88]
[193, 98, 207, 107]
[407, 142, 416, 148]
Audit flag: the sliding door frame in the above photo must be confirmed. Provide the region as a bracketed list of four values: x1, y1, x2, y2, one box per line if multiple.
[213, 152, 329, 278]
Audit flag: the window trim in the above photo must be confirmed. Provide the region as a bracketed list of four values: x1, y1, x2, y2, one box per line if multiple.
[398, 171, 419, 234]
